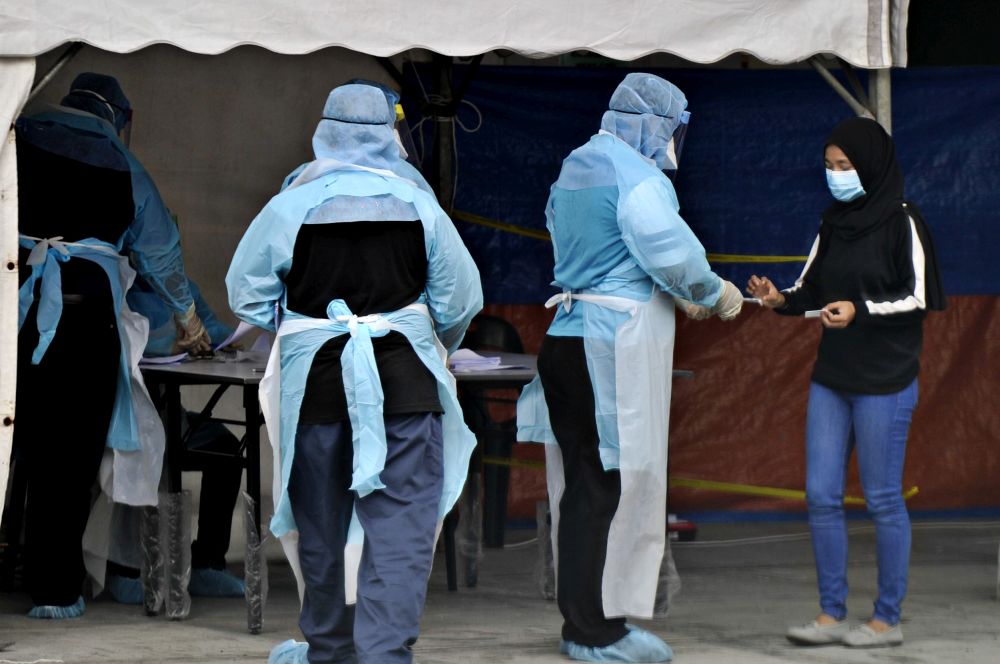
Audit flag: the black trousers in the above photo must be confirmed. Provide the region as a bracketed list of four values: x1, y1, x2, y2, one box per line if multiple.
[15, 297, 120, 606]
[538, 335, 629, 648]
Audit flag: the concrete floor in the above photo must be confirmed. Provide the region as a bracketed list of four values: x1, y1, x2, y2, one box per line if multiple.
[1, 520, 999, 663]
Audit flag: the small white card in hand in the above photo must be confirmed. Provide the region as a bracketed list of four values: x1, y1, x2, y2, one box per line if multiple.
[804, 309, 823, 318]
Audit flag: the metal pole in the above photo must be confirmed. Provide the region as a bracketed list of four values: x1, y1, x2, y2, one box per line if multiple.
[25, 43, 84, 106]
[435, 55, 455, 212]
[870, 68, 892, 134]
[809, 57, 874, 120]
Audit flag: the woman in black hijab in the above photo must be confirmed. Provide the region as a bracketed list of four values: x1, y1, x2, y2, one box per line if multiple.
[747, 117, 945, 649]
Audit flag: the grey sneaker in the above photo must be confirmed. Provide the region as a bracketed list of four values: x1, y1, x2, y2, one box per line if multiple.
[842, 623, 903, 648]
[786, 620, 849, 645]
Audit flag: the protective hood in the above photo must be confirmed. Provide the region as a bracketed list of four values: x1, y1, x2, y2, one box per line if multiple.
[600, 73, 687, 170]
[60, 73, 131, 133]
[311, 83, 399, 172]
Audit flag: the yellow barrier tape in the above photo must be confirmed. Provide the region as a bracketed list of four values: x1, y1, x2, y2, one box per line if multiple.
[483, 455, 546, 470]
[452, 209, 807, 263]
[452, 209, 552, 242]
[706, 253, 808, 264]
[480, 458, 920, 506]
[671, 477, 919, 505]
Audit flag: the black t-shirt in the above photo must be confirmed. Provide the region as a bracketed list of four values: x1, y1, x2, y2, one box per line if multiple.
[16, 129, 135, 297]
[285, 219, 442, 424]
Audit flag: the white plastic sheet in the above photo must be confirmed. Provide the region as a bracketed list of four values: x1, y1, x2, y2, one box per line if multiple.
[0, 57, 36, 521]
[0, 1, 907, 67]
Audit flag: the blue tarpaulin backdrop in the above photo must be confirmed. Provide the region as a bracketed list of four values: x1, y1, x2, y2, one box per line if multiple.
[406, 65, 1000, 303]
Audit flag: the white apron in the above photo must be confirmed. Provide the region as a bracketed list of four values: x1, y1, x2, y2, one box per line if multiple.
[259, 303, 456, 605]
[527, 288, 675, 619]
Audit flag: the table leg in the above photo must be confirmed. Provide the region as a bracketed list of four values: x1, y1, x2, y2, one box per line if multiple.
[243, 385, 264, 633]
[443, 510, 458, 592]
[164, 383, 183, 493]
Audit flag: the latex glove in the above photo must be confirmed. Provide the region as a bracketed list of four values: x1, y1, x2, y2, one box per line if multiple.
[711, 279, 743, 321]
[674, 297, 713, 321]
[174, 304, 212, 354]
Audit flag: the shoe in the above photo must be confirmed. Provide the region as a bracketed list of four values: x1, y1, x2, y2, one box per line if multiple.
[268, 639, 309, 664]
[189, 567, 246, 598]
[27, 596, 85, 619]
[563, 626, 672, 662]
[107, 573, 144, 605]
[560, 640, 571, 655]
[842, 623, 903, 648]
[786, 619, 848, 645]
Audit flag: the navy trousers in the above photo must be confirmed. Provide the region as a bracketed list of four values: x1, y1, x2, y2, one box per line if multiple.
[289, 413, 444, 664]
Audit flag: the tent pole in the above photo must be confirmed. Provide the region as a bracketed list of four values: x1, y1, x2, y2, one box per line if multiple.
[870, 69, 892, 134]
[26, 42, 83, 105]
[808, 57, 874, 120]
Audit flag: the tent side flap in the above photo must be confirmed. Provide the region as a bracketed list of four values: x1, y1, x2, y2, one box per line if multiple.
[0, 57, 36, 519]
[0, 0, 905, 67]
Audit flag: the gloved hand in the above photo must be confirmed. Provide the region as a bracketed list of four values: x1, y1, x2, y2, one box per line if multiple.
[711, 279, 743, 321]
[674, 297, 713, 321]
[174, 303, 212, 354]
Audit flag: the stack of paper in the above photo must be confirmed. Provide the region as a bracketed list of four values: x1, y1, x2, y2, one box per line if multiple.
[448, 349, 503, 372]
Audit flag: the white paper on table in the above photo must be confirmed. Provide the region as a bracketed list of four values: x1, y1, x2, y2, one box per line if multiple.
[214, 321, 257, 350]
[139, 352, 188, 366]
[448, 348, 502, 372]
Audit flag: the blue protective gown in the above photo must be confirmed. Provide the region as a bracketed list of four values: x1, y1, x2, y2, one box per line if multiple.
[17, 107, 195, 454]
[127, 279, 232, 356]
[524, 130, 724, 465]
[227, 168, 482, 539]
[21, 107, 196, 313]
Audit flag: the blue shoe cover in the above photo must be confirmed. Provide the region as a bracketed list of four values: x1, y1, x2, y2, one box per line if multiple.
[268, 639, 309, 664]
[27, 596, 85, 619]
[564, 626, 672, 663]
[189, 567, 246, 598]
[107, 573, 144, 605]
[560, 640, 571, 654]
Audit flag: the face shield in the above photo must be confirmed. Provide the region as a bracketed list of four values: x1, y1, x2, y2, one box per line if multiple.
[662, 110, 690, 181]
[393, 102, 421, 167]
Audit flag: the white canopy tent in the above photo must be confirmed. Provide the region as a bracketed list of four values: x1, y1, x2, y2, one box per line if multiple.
[0, 0, 909, 515]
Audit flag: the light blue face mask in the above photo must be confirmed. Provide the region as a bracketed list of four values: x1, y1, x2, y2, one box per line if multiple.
[826, 169, 866, 202]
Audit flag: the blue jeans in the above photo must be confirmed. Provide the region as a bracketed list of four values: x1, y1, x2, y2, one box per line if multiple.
[805, 379, 917, 626]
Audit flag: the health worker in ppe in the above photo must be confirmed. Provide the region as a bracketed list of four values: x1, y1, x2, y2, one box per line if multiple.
[226, 83, 482, 664]
[516, 73, 743, 663]
[280, 80, 434, 197]
[13, 73, 207, 618]
[93, 277, 246, 603]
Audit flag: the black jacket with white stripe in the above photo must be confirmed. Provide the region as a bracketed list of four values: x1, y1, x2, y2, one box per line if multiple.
[778, 203, 943, 394]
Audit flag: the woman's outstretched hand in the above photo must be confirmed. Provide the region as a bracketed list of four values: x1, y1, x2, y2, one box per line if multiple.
[746, 275, 785, 309]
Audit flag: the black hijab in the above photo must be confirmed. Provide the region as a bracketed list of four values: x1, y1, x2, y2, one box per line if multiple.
[822, 117, 946, 310]
[822, 117, 904, 240]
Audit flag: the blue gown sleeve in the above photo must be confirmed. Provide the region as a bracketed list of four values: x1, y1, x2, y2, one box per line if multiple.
[225, 203, 294, 332]
[120, 167, 195, 314]
[617, 175, 723, 307]
[425, 211, 484, 354]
